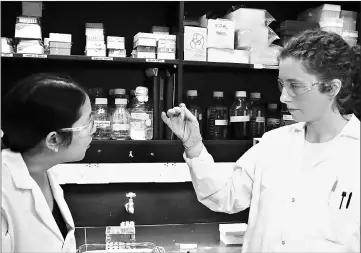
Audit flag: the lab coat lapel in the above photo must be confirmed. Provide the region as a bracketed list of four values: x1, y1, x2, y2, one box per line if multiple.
[47, 170, 75, 231]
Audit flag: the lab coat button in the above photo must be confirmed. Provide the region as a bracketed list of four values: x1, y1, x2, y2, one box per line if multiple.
[282, 240, 285, 245]
[292, 198, 295, 202]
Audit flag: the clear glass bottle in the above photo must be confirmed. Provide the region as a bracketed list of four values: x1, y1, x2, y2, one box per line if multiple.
[230, 91, 250, 140]
[111, 98, 130, 140]
[249, 92, 266, 138]
[266, 103, 281, 131]
[206, 91, 229, 140]
[186, 90, 203, 136]
[280, 103, 297, 126]
[93, 97, 111, 140]
[129, 86, 153, 140]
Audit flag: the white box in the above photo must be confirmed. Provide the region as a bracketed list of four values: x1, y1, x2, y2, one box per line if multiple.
[86, 48, 106, 57]
[15, 23, 42, 39]
[206, 19, 235, 49]
[86, 35, 105, 42]
[108, 49, 126, 57]
[250, 46, 281, 65]
[219, 223, 247, 245]
[157, 53, 176, 60]
[107, 42, 125, 50]
[319, 18, 343, 35]
[134, 32, 156, 42]
[135, 52, 156, 59]
[86, 40, 106, 49]
[22, 2, 42, 17]
[207, 48, 249, 64]
[49, 33, 72, 43]
[107, 36, 124, 43]
[85, 28, 104, 36]
[153, 34, 176, 42]
[133, 38, 156, 48]
[184, 26, 207, 61]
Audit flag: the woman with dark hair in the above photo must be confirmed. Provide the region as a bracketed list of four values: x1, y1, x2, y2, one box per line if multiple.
[1, 73, 96, 252]
[162, 30, 360, 252]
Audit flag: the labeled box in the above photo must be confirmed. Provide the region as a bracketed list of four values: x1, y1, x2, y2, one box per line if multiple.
[184, 26, 207, 61]
[206, 19, 235, 49]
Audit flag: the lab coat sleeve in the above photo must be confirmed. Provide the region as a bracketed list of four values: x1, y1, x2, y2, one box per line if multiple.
[183, 141, 261, 214]
[1, 210, 12, 253]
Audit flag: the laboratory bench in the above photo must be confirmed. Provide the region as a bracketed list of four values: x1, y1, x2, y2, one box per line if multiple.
[75, 223, 243, 253]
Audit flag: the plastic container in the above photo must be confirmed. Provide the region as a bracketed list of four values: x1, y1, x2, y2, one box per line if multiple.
[206, 91, 229, 140]
[319, 18, 343, 35]
[186, 90, 204, 136]
[219, 223, 248, 245]
[249, 92, 265, 138]
[342, 31, 358, 47]
[111, 98, 130, 140]
[230, 91, 250, 140]
[266, 103, 281, 132]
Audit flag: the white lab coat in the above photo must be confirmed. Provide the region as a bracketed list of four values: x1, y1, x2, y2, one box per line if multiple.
[1, 149, 76, 253]
[184, 114, 360, 252]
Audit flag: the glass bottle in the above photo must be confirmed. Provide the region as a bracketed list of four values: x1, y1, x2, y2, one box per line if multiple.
[249, 92, 266, 138]
[93, 97, 111, 140]
[186, 90, 203, 136]
[206, 91, 229, 140]
[230, 91, 250, 140]
[280, 103, 297, 126]
[111, 97, 130, 140]
[129, 86, 153, 140]
[266, 103, 281, 131]
[88, 88, 105, 110]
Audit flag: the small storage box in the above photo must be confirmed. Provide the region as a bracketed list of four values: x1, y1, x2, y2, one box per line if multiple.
[319, 19, 343, 35]
[219, 223, 248, 245]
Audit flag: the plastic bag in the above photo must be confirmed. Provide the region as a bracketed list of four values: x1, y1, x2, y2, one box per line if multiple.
[268, 27, 280, 45]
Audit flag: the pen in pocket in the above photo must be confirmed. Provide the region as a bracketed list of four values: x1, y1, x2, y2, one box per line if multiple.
[346, 192, 352, 209]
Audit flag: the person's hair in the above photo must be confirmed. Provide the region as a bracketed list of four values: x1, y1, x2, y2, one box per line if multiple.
[2, 73, 88, 153]
[279, 29, 361, 117]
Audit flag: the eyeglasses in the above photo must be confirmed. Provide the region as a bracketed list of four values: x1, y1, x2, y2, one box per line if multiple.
[278, 79, 324, 97]
[57, 114, 95, 136]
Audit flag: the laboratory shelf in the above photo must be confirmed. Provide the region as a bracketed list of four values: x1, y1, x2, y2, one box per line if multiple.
[1, 53, 180, 67]
[77, 139, 253, 163]
[183, 60, 279, 70]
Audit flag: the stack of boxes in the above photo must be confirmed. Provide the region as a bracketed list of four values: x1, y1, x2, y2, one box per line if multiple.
[107, 36, 126, 57]
[15, 15, 43, 54]
[48, 33, 72, 55]
[341, 10, 358, 47]
[133, 33, 157, 59]
[105, 222, 135, 250]
[152, 26, 176, 60]
[85, 23, 106, 57]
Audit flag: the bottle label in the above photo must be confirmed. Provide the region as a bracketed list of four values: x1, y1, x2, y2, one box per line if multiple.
[130, 122, 146, 139]
[230, 116, 250, 122]
[145, 119, 152, 126]
[256, 117, 265, 123]
[215, 120, 228, 126]
[267, 118, 280, 125]
[283, 114, 294, 121]
[112, 123, 129, 131]
[131, 113, 149, 120]
[115, 98, 128, 105]
[95, 120, 111, 128]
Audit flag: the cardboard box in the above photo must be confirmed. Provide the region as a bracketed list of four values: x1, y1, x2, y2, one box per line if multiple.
[133, 38, 156, 48]
[108, 49, 126, 57]
[207, 48, 249, 64]
[184, 26, 207, 61]
[49, 41, 71, 49]
[135, 52, 156, 59]
[86, 48, 106, 57]
[206, 19, 235, 49]
[15, 23, 42, 39]
[50, 47, 71, 55]
[157, 52, 176, 60]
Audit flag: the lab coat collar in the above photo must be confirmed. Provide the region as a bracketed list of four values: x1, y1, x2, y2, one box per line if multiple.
[2, 149, 75, 241]
[290, 114, 360, 140]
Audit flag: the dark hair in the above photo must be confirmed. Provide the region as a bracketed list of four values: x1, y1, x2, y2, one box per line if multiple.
[2, 73, 88, 153]
[279, 29, 361, 117]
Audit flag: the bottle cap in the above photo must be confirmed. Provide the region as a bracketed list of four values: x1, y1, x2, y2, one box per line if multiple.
[114, 88, 126, 95]
[95, 98, 108, 105]
[115, 98, 128, 105]
[213, 91, 223, 97]
[235, 91, 247, 97]
[250, 92, 261, 99]
[135, 86, 148, 96]
[187, 90, 197, 97]
[268, 103, 278, 110]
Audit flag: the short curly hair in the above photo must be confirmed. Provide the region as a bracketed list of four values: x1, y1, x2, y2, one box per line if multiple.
[279, 29, 361, 117]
